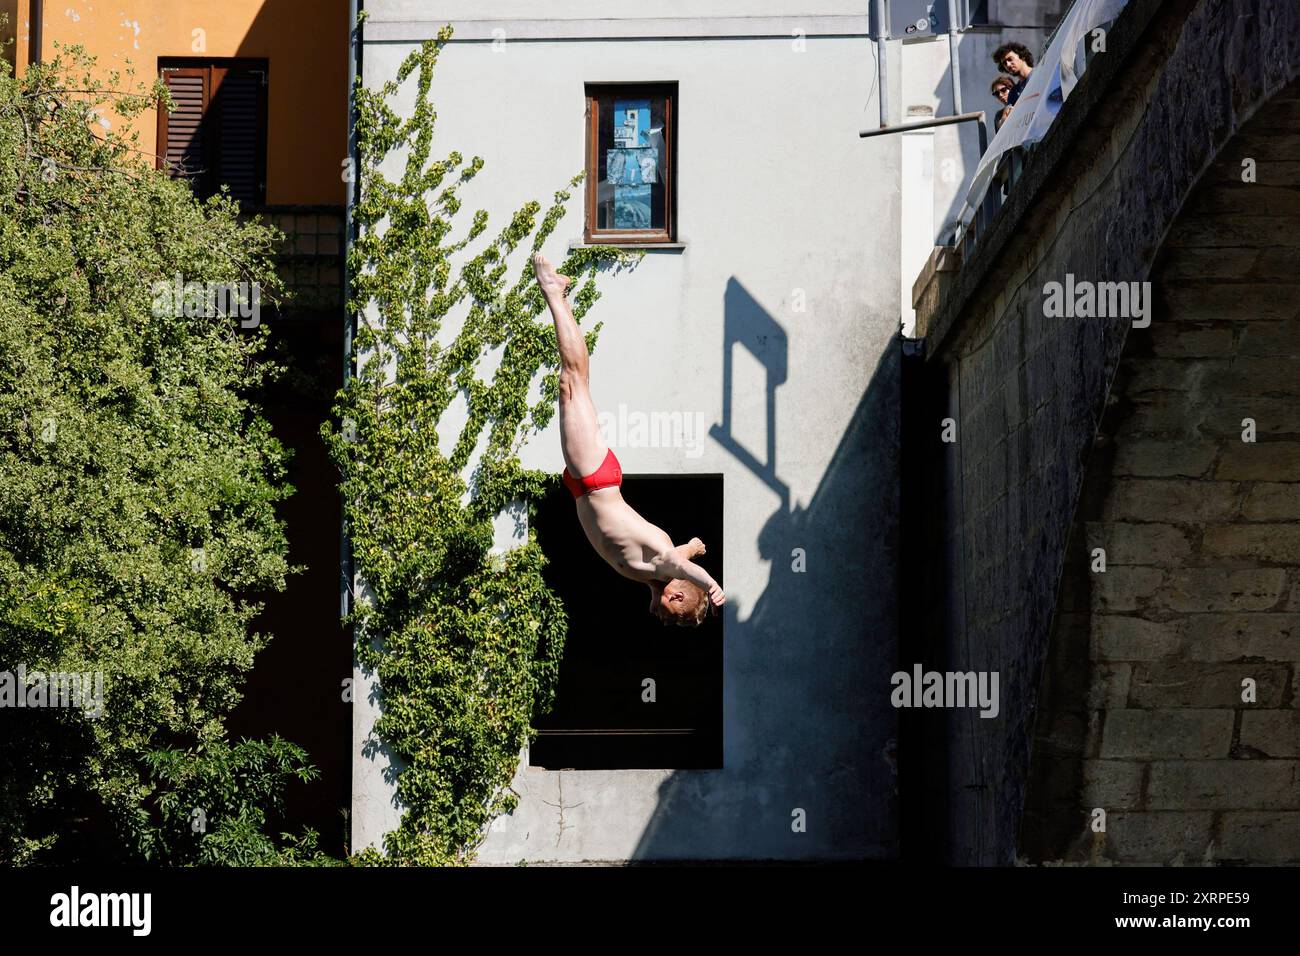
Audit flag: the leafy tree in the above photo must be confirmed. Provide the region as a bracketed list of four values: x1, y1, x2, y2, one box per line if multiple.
[0, 44, 318, 864]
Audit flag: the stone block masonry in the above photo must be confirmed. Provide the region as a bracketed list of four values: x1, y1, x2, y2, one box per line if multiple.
[897, 0, 1300, 866]
[1022, 77, 1300, 864]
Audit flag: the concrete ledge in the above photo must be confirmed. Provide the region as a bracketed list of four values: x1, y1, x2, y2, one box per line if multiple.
[911, 245, 962, 326]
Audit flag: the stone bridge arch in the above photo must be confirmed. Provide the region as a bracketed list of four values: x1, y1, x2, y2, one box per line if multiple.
[904, 0, 1300, 865]
[1022, 77, 1300, 865]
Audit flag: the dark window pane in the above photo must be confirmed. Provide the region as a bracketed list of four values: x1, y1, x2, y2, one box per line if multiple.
[529, 475, 723, 770]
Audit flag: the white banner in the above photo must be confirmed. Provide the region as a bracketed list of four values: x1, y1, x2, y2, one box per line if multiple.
[964, 0, 1130, 219]
[1059, 0, 1129, 97]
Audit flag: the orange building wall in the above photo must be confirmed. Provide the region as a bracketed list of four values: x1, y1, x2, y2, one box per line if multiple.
[23, 0, 347, 204]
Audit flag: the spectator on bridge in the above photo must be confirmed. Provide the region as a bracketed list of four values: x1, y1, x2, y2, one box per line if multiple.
[991, 75, 1015, 131]
[993, 41, 1035, 105]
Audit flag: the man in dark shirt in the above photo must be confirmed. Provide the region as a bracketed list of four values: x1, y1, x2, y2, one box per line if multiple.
[993, 41, 1035, 105]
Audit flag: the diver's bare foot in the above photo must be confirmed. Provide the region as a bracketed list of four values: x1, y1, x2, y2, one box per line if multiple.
[532, 253, 571, 298]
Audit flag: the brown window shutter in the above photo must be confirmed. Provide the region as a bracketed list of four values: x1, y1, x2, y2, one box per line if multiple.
[159, 68, 208, 188]
[158, 61, 267, 206]
[213, 66, 266, 205]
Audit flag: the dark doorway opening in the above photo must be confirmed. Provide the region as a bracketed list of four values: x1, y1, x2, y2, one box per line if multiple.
[529, 474, 724, 770]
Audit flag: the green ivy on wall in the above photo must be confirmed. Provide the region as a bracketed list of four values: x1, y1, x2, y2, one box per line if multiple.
[326, 24, 637, 865]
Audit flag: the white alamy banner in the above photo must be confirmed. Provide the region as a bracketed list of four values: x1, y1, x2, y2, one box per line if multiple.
[1057, 0, 1130, 97]
[964, 0, 1130, 217]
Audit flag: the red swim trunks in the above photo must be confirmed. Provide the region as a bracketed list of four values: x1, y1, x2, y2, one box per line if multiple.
[561, 448, 622, 499]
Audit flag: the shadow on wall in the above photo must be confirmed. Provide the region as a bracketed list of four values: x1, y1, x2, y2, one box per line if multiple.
[628, 278, 900, 861]
[158, 0, 348, 205]
[710, 278, 790, 510]
[233, 0, 348, 206]
[220, 2, 351, 856]
[226, 315, 350, 857]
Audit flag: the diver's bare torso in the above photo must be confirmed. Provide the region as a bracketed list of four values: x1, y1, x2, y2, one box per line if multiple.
[574, 487, 674, 583]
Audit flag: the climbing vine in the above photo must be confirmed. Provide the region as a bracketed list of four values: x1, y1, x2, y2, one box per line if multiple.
[325, 25, 635, 865]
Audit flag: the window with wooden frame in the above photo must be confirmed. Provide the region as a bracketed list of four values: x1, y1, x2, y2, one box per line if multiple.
[584, 83, 676, 244]
[158, 59, 268, 207]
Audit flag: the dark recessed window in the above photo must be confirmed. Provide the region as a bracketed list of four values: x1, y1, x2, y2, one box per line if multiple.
[158, 59, 268, 207]
[584, 83, 676, 244]
[529, 475, 722, 770]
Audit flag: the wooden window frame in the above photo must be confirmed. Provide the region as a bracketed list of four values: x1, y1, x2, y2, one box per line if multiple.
[584, 82, 677, 245]
[157, 57, 269, 207]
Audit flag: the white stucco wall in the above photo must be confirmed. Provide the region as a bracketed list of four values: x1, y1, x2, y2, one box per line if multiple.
[352, 0, 1059, 863]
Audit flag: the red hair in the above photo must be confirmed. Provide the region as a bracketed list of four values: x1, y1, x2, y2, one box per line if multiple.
[658, 581, 710, 628]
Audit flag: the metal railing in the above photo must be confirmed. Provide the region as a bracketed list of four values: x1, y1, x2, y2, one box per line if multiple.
[958, 145, 1026, 260]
